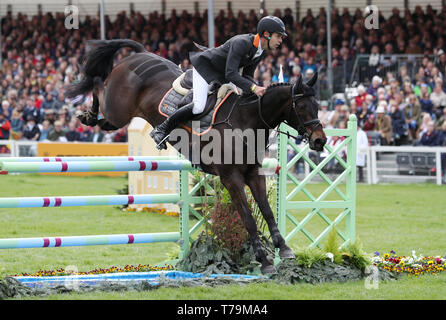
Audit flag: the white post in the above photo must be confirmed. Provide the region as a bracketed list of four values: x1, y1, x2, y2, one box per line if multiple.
[207, 0, 215, 48]
[326, 0, 333, 98]
[436, 150, 442, 186]
[371, 147, 378, 184]
[100, 0, 105, 40]
[366, 146, 372, 184]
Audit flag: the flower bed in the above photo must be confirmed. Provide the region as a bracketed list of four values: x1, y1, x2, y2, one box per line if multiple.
[372, 251, 445, 276]
[14, 264, 174, 278]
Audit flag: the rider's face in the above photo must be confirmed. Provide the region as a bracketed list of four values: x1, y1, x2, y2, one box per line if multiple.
[269, 32, 284, 49]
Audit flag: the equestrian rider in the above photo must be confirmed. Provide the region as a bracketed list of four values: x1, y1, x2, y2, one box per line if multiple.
[150, 15, 287, 149]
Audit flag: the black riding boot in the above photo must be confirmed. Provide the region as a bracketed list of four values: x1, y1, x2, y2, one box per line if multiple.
[150, 102, 195, 150]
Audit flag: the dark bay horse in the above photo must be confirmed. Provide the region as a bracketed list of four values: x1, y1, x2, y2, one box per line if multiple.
[66, 39, 327, 274]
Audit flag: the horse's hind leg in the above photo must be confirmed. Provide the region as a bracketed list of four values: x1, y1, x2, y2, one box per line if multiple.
[77, 76, 106, 127]
[219, 173, 277, 274]
[246, 167, 295, 260]
[77, 93, 99, 126]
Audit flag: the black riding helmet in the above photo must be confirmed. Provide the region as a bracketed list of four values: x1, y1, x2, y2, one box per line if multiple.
[257, 16, 288, 38]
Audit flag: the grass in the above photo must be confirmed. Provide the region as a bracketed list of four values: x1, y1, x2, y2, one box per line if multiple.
[0, 174, 445, 299]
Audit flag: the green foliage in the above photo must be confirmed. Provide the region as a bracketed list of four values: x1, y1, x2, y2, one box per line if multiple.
[342, 239, 372, 271]
[176, 231, 261, 275]
[323, 228, 343, 265]
[166, 246, 180, 261]
[0, 265, 5, 281]
[293, 247, 327, 268]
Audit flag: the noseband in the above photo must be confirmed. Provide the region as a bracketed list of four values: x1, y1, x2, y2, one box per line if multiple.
[257, 84, 322, 143]
[288, 83, 322, 143]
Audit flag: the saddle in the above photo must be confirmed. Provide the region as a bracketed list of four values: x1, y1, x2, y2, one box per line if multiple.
[158, 69, 237, 135]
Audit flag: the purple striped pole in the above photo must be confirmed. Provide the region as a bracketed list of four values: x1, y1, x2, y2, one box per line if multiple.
[0, 160, 193, 173]
[0, 156, 174, 162]
[0, 194, 180, 208]
[0, 232, 181, 249]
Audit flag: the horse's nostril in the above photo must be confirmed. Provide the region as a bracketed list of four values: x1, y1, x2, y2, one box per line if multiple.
[315, 138, 326, 148]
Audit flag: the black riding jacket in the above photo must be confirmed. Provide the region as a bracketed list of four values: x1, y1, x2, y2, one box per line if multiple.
[189, 34, 266, 93]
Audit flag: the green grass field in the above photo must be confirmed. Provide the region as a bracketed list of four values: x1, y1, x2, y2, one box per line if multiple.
[0, 174, 445, 300]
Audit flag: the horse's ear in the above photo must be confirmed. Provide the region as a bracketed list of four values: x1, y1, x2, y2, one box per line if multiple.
[296, 74, 303, 90]
[306, 71, 318, 87]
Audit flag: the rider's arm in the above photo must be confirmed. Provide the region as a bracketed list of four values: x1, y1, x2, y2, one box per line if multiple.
[242, 52, 265, 85]
[225, 40, 255, 93]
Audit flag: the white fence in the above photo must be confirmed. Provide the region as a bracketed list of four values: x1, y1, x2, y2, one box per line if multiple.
[0, 140, 38, 158]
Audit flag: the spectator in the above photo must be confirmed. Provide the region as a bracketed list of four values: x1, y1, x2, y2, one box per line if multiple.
[375, 104, 393, 145]
[22, 115, 41, 141]
[320, 122, 347, 172]
[0, 112, 11, 140]
[354, 84, 367, 108]
[54, 92, 67, 111]
[435, 107, 446, 130]
[367, 75, 382, 99]
[362, 114, 376, 132]
[9, 109, 24, 140]
[389, 100, 407, 145]
[318, 100, 331, 128]
[437, 121, 446, 146]
[1, 100, 12, 120]
[430, 80, 446, 111]
[356, 124, 369, 183]
[78, 123, 93, 142]
[22, 98, 42, 124]
[91, 125, 105, 143]
[43, 109, 57, 125]
[404, 94, 422, 141]
[364, 94, 375, 114]
[289, 65, 302, 83]
[419, 121, 440, 146]
[65, 121, 81, 142]
[419, 90, 434, 116]
[327, 99, 344, 128]
[417, 113, 433, 140]
[38, 119, 52, 141]
[40, 93, 57, 111]
[357, 99, 371, 128]
[56, 108, 69, 128]
[47, 120, 67, 142]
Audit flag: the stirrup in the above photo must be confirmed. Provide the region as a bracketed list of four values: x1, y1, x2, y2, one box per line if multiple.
[155, 134, 170, 150]
[150, 128, 168, 150]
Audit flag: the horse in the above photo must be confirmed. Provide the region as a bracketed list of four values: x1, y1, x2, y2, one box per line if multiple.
[66, 39, 327, 274]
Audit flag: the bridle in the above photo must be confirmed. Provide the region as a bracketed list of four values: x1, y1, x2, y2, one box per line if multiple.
[258, 83, 322, 143]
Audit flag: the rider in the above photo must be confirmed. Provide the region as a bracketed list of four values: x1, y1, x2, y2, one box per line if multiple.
[150, 15, 287, 149]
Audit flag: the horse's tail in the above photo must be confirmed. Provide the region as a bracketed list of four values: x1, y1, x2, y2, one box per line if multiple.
[66, 39, 146, 98]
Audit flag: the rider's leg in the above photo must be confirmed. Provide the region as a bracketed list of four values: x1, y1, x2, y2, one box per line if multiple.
[192, 68, 209, 114]
[150, 68, 209, 149]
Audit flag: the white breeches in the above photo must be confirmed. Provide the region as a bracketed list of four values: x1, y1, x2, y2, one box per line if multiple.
[192, 68, 210, 114]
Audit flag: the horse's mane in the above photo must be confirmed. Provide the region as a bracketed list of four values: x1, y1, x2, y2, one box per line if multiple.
[266, 82, 293, 91]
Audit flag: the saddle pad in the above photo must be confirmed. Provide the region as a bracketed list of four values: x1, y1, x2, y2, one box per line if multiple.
[158, 87, 234, 136]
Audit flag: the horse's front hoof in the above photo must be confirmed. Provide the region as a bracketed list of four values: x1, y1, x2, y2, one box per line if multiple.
[261, 264, 278, 275]
[77, 112, 97, 126]
[279, 247, 296, 259]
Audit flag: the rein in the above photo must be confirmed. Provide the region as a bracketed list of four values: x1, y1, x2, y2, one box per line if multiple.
[257, 84, 321, 144]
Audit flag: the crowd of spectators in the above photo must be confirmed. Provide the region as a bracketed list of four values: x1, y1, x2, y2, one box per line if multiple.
[1, 4, 446, 157]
